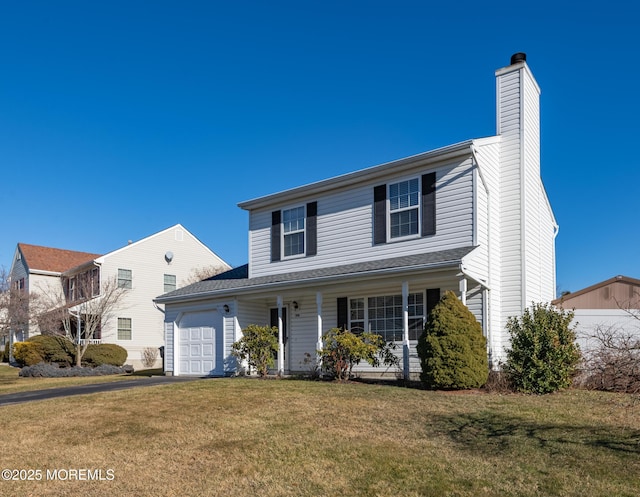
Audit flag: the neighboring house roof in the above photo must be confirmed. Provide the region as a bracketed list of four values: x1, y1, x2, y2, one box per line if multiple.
[156, 246, 476, 303]
[553, 275, 640, 310]
[18, 243, 101, 274]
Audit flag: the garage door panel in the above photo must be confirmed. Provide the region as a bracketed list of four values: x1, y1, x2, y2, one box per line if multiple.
[202, 343, 214, 357]
[178, 313, 222, 375]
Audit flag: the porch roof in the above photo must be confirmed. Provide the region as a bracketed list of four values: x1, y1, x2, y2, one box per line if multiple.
[155, 246, 476, 304]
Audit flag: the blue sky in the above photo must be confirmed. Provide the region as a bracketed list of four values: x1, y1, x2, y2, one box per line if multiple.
[1, 0, 638, 294]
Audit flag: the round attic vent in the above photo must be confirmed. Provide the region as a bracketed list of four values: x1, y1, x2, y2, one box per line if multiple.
[165, 251, 174, 263]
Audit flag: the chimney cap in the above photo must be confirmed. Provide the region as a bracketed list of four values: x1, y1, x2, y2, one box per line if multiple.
[510, 52, 527, 65]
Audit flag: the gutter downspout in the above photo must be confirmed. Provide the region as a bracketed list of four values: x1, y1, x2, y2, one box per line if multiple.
[470, 144, 493, 364]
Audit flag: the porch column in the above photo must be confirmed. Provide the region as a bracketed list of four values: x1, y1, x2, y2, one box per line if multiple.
[316, 292, 323, 371]
[459, 277, 467, 306]
[402, 281, 410, 380]
[277, 295, 284, 376]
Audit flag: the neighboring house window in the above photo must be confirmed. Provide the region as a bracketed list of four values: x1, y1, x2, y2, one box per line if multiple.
[118, 269, 132, 289]
[283, 206, 305, 257]
[69, 277, 76, 301]
[117, 318, 132, 340]
[14, 278, 25, 292]
[389, 178, 420, 239]
[342, 292, 425, 342]
[271, 201, 318, 261]
[164, 274, 176, 293]
[91, 268, 100, 296]
[374, 172, 436, 244]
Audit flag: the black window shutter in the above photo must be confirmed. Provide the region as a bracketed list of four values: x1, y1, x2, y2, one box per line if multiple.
[306, 201, 317, 256]
[271, 210, 281, 262]
[337, 297, 348, 330]
[422, 173, 436, 236]
[373, 184, 387, 245]
[426, 288, 441, 324]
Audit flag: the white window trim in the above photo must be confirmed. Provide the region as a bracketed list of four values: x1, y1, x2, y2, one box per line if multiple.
[117, 317, 132, 341]
[387, 176, 421, 242]
[118, 268, 132, 289]
[281, 204, 306, 260]
[348, 291, 426, 343]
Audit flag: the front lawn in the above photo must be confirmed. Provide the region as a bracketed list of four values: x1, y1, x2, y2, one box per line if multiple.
[0, 379, 638, 496]
[0, 364, 133, 395]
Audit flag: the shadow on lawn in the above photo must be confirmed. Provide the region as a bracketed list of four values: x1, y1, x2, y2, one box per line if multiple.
[430, 410, 640, 456]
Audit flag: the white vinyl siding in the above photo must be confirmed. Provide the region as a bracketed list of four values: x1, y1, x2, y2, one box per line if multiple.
[248, 156, 475, 278]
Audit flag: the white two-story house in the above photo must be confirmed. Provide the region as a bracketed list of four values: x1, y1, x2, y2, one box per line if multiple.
[9, 224, 229, 369]
[156, 53, 558, 378]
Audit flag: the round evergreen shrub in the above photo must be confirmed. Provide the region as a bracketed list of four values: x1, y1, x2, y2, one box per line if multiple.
[504, 303, 581, 394]
[83, 344, 128, 367]
[417, 291, 489, 389]
[27, 335, 75, 366]
[12, 341, 44, 367]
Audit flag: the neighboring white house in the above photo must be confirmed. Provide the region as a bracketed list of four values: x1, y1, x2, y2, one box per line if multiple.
[553, 275, 640, 352]
[9, 224, 229, 369]
[156, 53, 558, 378]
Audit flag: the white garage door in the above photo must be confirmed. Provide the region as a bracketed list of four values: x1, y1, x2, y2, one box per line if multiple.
[179, 326, 215, 375]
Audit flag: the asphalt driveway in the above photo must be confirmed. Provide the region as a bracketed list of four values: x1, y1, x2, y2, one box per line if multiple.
[0, 376, 205, 406]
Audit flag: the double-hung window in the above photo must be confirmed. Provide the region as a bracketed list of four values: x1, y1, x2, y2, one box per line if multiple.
[389, 178, 420, 239]
[118, 269, 132, 289]
[347, 292, 425, 342]
[374, 172, 436, 245]
[282, 206, 305, 257]
[117, 317, 132, 340]
[164, 274, 176, 293]
[271, 201, 318, 262]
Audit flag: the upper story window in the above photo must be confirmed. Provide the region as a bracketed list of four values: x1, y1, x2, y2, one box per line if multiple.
[164, 274, 176, 293]
[389, 178, 420, 239]
[271, 202, 317, 262]
[118, 269, 132, 289]
[14, 278, 25, 293]
[283, 206, 305, 257]
[374, 172, 436, 245]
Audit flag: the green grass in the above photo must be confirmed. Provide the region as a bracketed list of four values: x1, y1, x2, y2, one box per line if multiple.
[0, 378, 638, 496]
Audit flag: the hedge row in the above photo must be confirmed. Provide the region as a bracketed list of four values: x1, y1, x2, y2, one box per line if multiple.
[19, 363, 132, 377]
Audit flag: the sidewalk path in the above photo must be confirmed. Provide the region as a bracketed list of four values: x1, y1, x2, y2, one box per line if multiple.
[0, 376, 206, 406]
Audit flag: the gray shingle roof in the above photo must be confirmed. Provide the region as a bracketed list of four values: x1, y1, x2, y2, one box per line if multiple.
[156, 246, 476, 303]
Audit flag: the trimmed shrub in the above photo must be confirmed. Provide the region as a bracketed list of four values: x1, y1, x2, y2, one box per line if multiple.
[12, 341, 44, 367]
[232, 324, 279, 377]
[19, 363, 129, 377]
[417, 291, 489, 389]
[83, 344, 128, 367]
[504, 303, 581, 394]
[28, 335, 75, 366]
[2, 344, 10, 363]
[319, 328, 399, 380]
